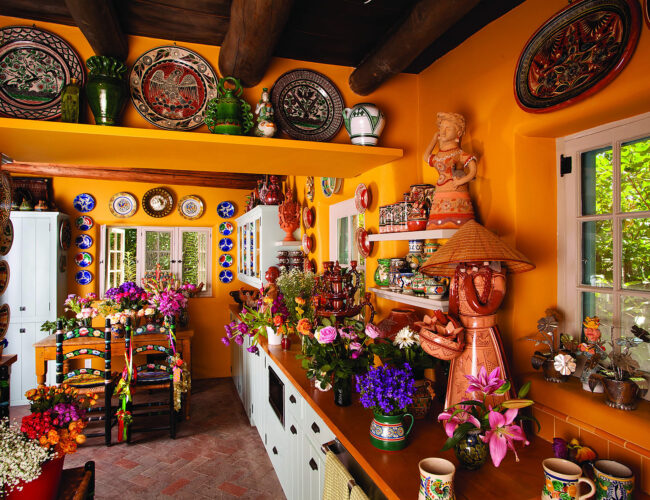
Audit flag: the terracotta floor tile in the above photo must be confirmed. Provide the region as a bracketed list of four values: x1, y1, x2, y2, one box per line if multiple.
[218, 481, 248, 497]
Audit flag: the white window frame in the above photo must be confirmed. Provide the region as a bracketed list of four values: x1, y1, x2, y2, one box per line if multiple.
[99, 225, 212, 297]
[557, 112, 650, 351]
[329, 197, 363, 269]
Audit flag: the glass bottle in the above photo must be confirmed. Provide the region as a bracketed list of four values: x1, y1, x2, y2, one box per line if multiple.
[60, 78, 81, 123]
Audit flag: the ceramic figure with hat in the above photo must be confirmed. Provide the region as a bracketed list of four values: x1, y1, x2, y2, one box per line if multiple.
[424, 112, 476, 229]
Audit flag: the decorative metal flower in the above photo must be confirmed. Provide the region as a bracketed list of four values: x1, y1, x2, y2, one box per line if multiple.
[553, 353, 576, 376]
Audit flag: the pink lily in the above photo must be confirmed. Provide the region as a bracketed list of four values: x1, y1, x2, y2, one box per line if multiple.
[465, 366, 505, 396]
[437, 409, 480, 438]
[481, 409, 529, 467]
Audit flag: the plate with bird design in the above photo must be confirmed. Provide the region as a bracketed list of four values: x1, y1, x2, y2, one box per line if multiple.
[129, 45, 219, 131]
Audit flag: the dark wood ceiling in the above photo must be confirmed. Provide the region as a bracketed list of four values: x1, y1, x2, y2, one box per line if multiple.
[0, 0, 524, 74]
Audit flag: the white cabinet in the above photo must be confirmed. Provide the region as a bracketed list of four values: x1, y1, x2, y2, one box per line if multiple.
[1, 212, 68, 405]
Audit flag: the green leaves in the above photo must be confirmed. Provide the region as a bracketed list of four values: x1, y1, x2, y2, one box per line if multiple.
[495, 380, 511, 395]
[518, 381, 531, 398]
[501, 399, 534, 409]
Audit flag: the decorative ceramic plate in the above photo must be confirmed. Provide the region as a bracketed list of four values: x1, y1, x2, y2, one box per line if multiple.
[73, 193, 96, 213]
[270, 69, 344, 142]
[354, 183, 370, 213]
[129, 45, 218, 131]
[0, 304, 9, 340]
[59, 219, 71, 250]
[303, 207, 314, 229]
[75, 234, 93, 250]
[304, 259, 315, 273]
[219, 221, 234, 236]
[75, 215, 93, 231]
[75, 252, 93, 267]
[143, 187, 174, 218]
[0, 172, 11, 227]
[75, 270, 93, 285]
[305, 176, 315, 202]
[218, 237, 233, 251]
[321, 177, 337, 198]
[178, 195, 204, 220]
[0, 26, 85, 120]
[219, 254, 233, 268]
[219, 269, 234, 283]
[514, 0, 641, 113]
[217, 201, 235, 219]
[355, 227, 372, 258]
[302, 234, 312, 254]
[0, 260, 9, 295]
[109, 192, 137, 218]
[0, 219, 13, 256]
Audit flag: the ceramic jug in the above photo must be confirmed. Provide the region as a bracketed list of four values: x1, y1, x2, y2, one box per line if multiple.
[204, 76, 253, 135]
[370, 411, 414, 451]
[342, 103, 385, 146]
[590, 460, 634, 499]
[542, 458, 595, 500]
[85, 56, 128, 126]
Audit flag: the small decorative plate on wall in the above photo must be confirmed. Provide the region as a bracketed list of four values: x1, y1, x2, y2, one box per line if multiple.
[109, 192, 137, 218]
[0, 260, 9, 295]
[73, 193, 96, 213]
[59, 219, 71, 250]
[75, 270, 93, 285]
[219, 221, 234, 236]
[178, 195, 204, 220]
[271, 69, 344, 142]
[219, 269, 234, 283]
[217, 201, 235, 219]
[75, 252, 93, 267]
[143, 187, 174, 218]
[0, 26, 85, 120]
[0, 219, 13, 256]
[75, 215, 94, 231]
[354, 183, 371, 213]
[129, 45, 218, 131]
[219, 254, 233, 268]
[305, 176, 315, 202]
[218, 237, 233, 252]
[75, 234, 93, 250]
[514, 0, 641, 113]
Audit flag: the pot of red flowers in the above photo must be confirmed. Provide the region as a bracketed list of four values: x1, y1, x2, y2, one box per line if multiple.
[438, 366, 536, 470]
[356, 363, 417, 451]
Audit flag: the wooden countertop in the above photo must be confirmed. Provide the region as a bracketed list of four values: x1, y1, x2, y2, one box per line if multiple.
[1, 354, 18, 367]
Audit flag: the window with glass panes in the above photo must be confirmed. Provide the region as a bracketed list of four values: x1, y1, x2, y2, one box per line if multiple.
[557, 113, 650, 373]
[99, 225, 212, 296]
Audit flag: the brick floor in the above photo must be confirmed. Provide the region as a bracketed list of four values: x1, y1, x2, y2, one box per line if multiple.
[9, 378, 285, 500]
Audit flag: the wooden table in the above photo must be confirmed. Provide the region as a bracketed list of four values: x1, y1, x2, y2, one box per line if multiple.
[1, 354, 18, 419]
[33, 329, 193, 418]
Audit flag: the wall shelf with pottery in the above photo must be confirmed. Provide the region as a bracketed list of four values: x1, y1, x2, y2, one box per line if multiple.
[368, 287, 448, 312]
[367, 229, 456, 242]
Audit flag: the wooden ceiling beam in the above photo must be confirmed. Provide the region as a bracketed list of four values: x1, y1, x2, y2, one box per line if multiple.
[0, 161, 267, 190]
[349, 0, 481, 95]
[218, 0, 294, 87]
[64, 0, 128, 60]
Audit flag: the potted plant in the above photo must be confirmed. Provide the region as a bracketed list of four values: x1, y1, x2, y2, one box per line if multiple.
[527, 309, 577, 383]
[437, 366, 536, 470]
[356, 363, 417, 451]
[587, 325, 649, 411]
[40, 292, 99, 334]
[575, 316, 608, 392]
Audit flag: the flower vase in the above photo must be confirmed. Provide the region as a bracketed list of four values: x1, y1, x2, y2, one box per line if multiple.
[542, 359, 569, 383]
[266, 326, 282, 345]
[454, 429, 488, 470]
[85, 56, 127, 126]
[333, 377, 352, 407]
[408, 379, 435, 419]
[6, 456, 65, 500]
[281, 336, 291, 351]
[370, 412, 414, 451]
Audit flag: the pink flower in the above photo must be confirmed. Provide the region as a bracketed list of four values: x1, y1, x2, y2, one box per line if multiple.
[350, 341, 362, 351]
[365, 323, 380, 339]
[316, 326, 338, 344]
[437, 409, 480, 438]
[481, 409, 529, 467]
[465, 366, 505, 396]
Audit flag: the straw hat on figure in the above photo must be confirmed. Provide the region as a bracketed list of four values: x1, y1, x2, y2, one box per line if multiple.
[423, 112, 477, 229]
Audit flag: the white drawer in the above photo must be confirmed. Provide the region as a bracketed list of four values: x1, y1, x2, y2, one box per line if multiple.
[303, 399, 335, 448]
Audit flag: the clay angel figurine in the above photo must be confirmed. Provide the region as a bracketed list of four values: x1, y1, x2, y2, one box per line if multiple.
[423, 112, 477, 229]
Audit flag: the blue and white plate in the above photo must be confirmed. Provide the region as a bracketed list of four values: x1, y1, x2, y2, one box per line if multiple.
[217, 201, 235, 219]
[73, 193, 96, 213]
[75, 215, 94, 231]
[75, 234, 93, 249]
[218, 237, 233, 251]
[219, 270, 234, 283]
[75, 270, 93, 285]
[75, 252, 93, 267]
[219, 221, 234, 236]
[219, 254, 233, 268]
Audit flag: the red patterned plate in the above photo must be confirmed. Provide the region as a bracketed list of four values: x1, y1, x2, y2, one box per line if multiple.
[302, 206, 314, 229]
[302, 233, 313, 254]
[304, 258, 315, 273]
[354, 183, 370, 213]
[354, 227, 372, 258]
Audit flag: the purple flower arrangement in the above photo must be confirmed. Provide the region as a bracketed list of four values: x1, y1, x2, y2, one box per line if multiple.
[355, 364, 417, 416]
[105, 281, 148, 311]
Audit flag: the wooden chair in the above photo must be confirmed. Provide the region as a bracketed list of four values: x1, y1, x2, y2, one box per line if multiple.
[55, 318, 115, 446]
[124, 318, 179, 442]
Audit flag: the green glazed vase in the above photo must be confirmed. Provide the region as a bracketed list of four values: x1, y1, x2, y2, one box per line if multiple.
[369, 411, 414, 451]
[374, 258, 391, 287]
[204, 76, 253, 135]
[85, 56, 128, 126]
[454, 429, 488, 470]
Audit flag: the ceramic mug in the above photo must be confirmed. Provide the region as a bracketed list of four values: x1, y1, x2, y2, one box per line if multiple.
[591, 460, 634, 500]
[542, 458, 595, 500]
[418, 457, 455, 500]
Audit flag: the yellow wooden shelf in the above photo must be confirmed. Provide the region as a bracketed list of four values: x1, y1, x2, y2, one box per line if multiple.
[0, 118, 403, 178]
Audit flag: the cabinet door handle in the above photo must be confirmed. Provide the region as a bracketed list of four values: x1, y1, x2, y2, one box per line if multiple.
[289, 395, 296, 404]
[19, 306, 26, 311]
[309, 458, 318, 471]
[311, 422, 320, 434]
[19, 328, 26, 333]
[290, 425, 297, 435]
[272, 446, 278, 455]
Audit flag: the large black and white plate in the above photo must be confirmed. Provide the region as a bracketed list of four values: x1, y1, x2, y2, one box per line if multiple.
[270, 69, 344, 142]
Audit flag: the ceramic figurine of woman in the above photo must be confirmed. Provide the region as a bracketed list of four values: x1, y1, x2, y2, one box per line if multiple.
[254, 87, 276, 138]
[423, 112, 477, 229]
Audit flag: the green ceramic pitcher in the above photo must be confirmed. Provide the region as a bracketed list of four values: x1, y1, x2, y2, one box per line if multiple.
[204, 76, 253, 135]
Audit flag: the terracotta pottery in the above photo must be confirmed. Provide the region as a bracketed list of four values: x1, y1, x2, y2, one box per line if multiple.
[278, 191, 300, 241]
[408, 379, 435, 419]
[265, 266, 280, 284]
[589, 375, 647, 411]
[369, 411, 414, 451]
[377, 308, 420, 339]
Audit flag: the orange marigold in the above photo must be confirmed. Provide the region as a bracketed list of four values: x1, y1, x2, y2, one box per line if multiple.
[297, 318, 313, 335]
[273, 315, 284, 327]
[295, 297, 306, 306]
[47, 429, 60, 445]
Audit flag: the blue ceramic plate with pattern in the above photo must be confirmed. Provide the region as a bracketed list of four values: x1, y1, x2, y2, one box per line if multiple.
[219, 221, 234, 236]
[219, 254, 233, 268]
[75, 234, 93, 249]
[75, 252, 93, 267]
[218, 237, 233, 251]
[217, 201, 235, 219]
[75, 270, 93, 285]
[219, 269, 233, 283]
[75, 215, 93, 231]
[73, 193, 96, 212]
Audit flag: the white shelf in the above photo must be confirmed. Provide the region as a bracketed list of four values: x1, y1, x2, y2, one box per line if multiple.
[367, 229, 457, 242]
[274, 241, 301, 247]
[369, 288, 448, 311]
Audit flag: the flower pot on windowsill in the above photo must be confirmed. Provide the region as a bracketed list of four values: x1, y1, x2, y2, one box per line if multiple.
[531, 353, 569, 383]
[588, 374, 648, 411]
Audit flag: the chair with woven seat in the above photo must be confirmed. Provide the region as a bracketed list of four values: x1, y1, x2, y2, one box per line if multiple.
[55, 318, 115, 446]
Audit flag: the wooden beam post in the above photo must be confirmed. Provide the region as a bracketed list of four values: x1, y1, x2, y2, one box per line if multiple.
[64, 0, 128, 60]
[349, 0, 481, 96]
[218, 0, 294, 87]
